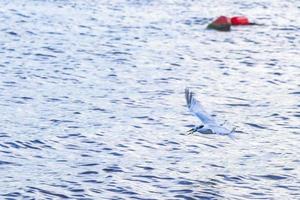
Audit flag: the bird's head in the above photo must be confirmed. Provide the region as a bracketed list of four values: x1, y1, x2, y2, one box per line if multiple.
[187, 125, 204, 134]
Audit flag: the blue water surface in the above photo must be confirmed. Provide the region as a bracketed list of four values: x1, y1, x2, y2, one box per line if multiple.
[0, 0, 299, 199]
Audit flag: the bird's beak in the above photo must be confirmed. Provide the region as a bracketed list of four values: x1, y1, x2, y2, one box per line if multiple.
[187, 128, 196, 135]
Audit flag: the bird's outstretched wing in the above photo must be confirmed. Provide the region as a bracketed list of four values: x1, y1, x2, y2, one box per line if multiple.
[185, 88, 216, 124]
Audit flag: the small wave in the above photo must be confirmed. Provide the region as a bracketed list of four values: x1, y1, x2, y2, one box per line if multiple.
[258, 174, 287, 180]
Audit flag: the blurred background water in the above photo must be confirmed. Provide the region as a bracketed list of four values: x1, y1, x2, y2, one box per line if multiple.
[0, 0, 299, 199]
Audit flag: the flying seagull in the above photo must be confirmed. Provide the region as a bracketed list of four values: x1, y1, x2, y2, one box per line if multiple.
[185, 88, 235, 135]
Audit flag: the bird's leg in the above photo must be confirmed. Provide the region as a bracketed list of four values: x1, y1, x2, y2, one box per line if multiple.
[230, 127, 236, 133]
[220, 120, 227, 126]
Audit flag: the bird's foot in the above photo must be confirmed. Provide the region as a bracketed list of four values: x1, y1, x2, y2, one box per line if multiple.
[230, 127, 237, 133]
[220, 120, 227, 126]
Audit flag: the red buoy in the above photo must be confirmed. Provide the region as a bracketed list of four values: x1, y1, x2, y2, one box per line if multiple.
[230, 16, 250, 25]
[214, 16, 231, 25]
[207, 16, 231, 31]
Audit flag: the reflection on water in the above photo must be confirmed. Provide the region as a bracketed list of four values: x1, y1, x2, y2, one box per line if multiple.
[0, 0, 299, 199]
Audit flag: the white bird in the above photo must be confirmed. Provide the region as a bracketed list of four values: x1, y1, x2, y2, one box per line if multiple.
[185, 88, 235, 135]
